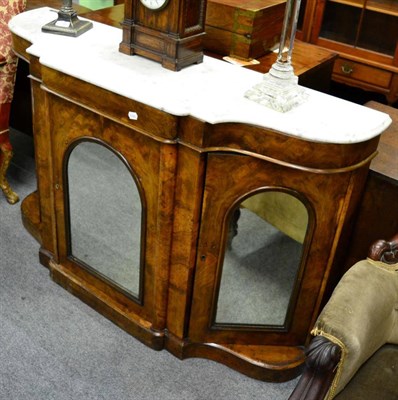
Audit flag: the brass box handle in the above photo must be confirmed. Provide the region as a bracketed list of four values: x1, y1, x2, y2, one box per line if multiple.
[341, 63, 354, 75]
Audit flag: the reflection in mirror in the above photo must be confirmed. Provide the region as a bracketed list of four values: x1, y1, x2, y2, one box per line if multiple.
[216, 191, 308, 326]
[67, 141, 143, 299]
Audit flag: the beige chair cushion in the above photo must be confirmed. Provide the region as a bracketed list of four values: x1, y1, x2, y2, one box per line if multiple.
[334, 344, 398, 400]
[311, 259, 398, 399]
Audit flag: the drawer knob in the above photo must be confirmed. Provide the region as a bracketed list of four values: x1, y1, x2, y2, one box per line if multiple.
[341, 64, 354, 75]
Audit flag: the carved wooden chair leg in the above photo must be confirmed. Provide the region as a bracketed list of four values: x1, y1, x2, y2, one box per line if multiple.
[0, 129, 19, 204]
[227, 207, 241, 248]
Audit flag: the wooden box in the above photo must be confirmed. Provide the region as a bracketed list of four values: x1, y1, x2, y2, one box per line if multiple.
[204, 0, 286, 60]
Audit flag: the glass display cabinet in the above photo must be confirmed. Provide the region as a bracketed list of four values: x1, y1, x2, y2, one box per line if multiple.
[298, 0, 398, 104]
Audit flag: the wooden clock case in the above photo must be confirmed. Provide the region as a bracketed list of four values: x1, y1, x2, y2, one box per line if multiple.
[120, 0, 208, 71]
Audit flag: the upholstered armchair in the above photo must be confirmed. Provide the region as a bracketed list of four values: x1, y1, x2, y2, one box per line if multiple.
[289, 234, 398, 400]
[0, 0, 26, 204]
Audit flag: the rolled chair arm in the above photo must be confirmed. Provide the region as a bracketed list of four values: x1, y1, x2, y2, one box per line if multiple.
[289, 336, 341, 400]
[289, 235, 398, 400]
[308, 259, 398, 398]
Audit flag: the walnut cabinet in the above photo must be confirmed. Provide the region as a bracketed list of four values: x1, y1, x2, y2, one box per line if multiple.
[11, 9, 386, 383]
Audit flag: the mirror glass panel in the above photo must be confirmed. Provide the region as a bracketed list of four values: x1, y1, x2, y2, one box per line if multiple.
[67, 141, 142, 299]
[216, 191, 308, 326]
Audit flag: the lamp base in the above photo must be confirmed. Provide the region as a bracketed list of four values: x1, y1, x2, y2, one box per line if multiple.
[245, 61, 308, 113]
[42, 9, 93, 37]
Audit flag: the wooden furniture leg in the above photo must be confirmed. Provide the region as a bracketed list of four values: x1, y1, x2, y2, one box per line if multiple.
[0, 102, 19, 204]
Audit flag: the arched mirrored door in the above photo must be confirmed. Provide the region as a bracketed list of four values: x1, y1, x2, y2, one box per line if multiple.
[216, 191, 308, 327]
[66, 140, 144, 301]
[188, 152, 318, 351]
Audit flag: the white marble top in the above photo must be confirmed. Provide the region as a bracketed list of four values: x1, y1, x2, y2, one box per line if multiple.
[10, 7, 392, 144]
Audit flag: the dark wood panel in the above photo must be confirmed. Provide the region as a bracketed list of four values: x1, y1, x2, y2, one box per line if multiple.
[344, 101, 398, 272]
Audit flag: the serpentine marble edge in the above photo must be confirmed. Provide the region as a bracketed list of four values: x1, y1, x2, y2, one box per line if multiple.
[9, 7, 392, 144]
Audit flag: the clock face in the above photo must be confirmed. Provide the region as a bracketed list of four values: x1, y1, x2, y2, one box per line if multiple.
[139, 0, 169, 10]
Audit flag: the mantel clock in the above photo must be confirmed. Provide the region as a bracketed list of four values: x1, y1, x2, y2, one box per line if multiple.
[120, 0, 207, 71]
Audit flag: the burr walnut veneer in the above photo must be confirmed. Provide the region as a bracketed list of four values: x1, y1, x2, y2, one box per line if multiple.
[10, 8, 391, 383]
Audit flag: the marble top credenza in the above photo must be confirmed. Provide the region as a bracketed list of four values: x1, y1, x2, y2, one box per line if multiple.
[10, 7, 392, 382]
